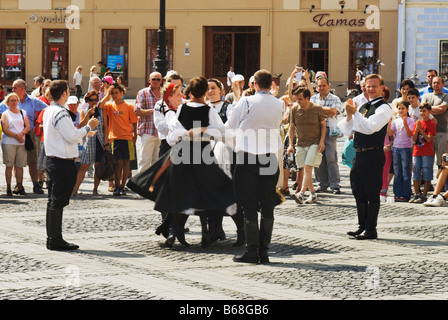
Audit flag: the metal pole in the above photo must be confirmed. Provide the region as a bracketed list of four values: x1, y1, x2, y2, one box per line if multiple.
[154, 0, 168, 77]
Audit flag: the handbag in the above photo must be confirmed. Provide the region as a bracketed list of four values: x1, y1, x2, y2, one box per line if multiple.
[19, 110, 34, 151]
[95, 148, 116, 181]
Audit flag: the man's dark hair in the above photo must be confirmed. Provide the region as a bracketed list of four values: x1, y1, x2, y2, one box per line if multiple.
[254, 69, 272, 90]
[111, 83, 125, 93]
[427, 69, 438, 76]
[168, 73, 184, 84]
[292, 87, 311, 99]
[49, 80, 69, 101]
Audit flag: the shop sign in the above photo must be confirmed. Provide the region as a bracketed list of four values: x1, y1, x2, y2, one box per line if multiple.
[312, 14, 365, 27]
[29, 10, 81, 25]
[312, 6, 380, 30]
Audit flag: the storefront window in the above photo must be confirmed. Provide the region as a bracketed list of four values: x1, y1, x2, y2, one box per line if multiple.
[102, 29, 128, 85]
[349, 32, 379, 88]
[43, 29, 69, 80]
[146, 29, 173, 84]
[0, 29, 26, 85]
[440, 40, 448, 81]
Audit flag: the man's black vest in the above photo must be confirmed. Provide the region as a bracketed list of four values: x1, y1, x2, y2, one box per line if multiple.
[353, 98, 390, 149]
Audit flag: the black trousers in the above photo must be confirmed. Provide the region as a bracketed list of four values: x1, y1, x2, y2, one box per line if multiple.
[75, 85, 82, 100]
[233, 152, 279, 222]
[350, 149, 384, 233]
[350, 149, 384, 204]
[46, 157, 77, 210]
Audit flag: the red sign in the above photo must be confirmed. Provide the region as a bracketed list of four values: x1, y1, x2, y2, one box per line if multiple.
[5, 54, 21, 66]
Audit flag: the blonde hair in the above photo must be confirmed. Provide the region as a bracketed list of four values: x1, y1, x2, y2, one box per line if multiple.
[4, 93, 20, 107]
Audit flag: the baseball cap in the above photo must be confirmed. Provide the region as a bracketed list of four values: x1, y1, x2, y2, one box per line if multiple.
[67, 96, 79, 104]
[315, 71, 327, 79]
[232, 74, 245, 82]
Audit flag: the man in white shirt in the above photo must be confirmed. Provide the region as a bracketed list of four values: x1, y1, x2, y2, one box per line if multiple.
[227, 69, 284, 264]
[338, 74, 393, 240]
[227, 66, 235, 87]
[73, 66, 83, 100]
[43, 80, 98, 251]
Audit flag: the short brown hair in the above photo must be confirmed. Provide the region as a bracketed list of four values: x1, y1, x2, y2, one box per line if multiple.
[49, 80, 69, 101]
[365, 74, 384, 85]
[254, 69, 272, 89]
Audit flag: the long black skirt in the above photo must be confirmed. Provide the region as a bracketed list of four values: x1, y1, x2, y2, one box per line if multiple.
[127, 142, 236, 214]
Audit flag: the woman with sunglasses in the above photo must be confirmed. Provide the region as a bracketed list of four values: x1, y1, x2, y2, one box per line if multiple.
[71, 90, 107, 197]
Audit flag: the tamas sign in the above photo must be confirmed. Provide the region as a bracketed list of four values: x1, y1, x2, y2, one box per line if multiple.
[311, 6, 380, 30]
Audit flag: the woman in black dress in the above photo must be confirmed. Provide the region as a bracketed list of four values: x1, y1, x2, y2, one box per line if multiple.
[128, 76, 235, 247]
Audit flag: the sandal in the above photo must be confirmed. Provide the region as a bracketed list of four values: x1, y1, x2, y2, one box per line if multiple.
[279, 187, 290, 196]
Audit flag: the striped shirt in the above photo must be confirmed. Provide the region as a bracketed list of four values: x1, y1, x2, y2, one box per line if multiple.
[134, 87, 160, 136]
[310, 92, 343, 126]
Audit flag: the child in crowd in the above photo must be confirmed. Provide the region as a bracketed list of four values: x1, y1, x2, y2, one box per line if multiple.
[98, 83, 138, 196]
[409, 103, 436, 203]
[389, 101, 415, 201]
[407, 88, 437, 124]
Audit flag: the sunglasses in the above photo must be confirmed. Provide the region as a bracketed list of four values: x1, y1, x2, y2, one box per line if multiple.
[151, 78, 162, 81]
[88, 98, 99, 102]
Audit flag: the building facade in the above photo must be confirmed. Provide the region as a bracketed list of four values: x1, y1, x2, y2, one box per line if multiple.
[398, 0, 448, 86]
[0, 0, 400, 97]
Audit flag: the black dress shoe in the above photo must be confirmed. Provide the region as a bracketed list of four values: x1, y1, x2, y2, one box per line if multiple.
[347, 229, 364, 237]
[176, 233, 190, 247]
[47, 238, 79, 251]
[233, 250, 259, 264]
[332, 188, 341, 195]
[162, 235, 175, 248]
[355, 232, 378, 240]
[259, 251, 270, 264]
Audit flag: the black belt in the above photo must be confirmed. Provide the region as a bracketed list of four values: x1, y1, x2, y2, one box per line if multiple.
[47, 156, 76, 161]
[354, 147, 382, 152]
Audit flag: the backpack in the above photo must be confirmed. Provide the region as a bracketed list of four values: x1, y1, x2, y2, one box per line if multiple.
[95, 148, 116, 180]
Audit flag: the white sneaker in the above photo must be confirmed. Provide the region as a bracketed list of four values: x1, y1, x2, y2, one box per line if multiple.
[304, 194, 318, 204]
[293, 192, 304, 204]
[423, 195, 437, 206]
[424, 194, 446, 207]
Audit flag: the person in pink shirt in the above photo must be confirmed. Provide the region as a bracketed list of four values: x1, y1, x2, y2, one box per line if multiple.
[389, 101, 415, 201]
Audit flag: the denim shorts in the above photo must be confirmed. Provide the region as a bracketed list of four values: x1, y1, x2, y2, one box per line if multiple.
[412, 155, 434, 181]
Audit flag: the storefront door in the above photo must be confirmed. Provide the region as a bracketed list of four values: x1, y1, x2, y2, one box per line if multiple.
[205, 26, 260, 90]
[43, 29, 69, 80]
[301, 32, 329, 79]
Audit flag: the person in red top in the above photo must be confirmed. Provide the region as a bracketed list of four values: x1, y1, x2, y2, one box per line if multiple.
[409, 103, 437, 203]
[98, 83, 138, 196]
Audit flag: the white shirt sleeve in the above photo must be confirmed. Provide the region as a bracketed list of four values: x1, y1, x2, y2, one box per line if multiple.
[352, 104, 394, 135]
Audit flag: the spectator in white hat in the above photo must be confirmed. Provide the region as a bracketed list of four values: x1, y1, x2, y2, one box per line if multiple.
[225, 74, 245, 104]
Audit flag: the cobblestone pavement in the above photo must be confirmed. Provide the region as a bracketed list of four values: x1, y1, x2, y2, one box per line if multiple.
[0, 131, 447, 302]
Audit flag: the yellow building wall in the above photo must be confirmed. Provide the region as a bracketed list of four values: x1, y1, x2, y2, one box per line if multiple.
[0, 0, 400, 96]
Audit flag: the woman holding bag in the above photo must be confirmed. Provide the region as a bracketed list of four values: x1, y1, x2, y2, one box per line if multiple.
[71, 90, 107, 197]
[1, 93, 30, 196]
